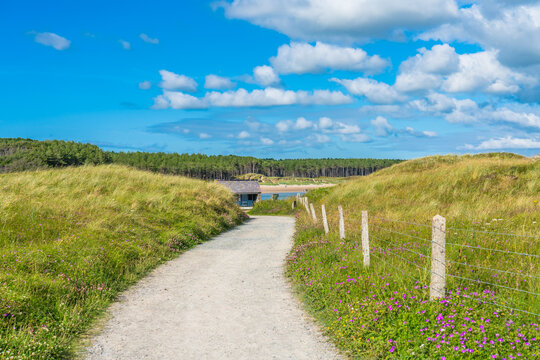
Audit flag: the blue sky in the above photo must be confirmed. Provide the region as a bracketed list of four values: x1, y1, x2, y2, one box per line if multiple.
[1, 0, 540, 159]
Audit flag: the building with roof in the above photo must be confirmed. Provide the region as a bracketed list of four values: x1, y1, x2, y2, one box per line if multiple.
[217, 180, 261, 207]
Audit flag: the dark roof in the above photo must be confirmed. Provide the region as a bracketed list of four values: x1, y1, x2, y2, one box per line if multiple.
[217, 180, 261, 194]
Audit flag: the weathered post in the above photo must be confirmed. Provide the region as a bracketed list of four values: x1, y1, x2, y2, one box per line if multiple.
[305, 200, 311, 217]
[361, 210, 370, 267]
[309, 203, 317, 221]
[430, 215, 446, 300]
[321, 205, 329, 234]
[338, 205, 345, 239]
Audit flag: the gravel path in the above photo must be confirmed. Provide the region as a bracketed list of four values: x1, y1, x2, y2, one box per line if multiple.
[84, 216, 342, 360]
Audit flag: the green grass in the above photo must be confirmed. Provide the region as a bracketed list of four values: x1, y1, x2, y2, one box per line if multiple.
[248, 198, 297, 216]
[288, 153, 539, 359]
[0, 165, 245, 359]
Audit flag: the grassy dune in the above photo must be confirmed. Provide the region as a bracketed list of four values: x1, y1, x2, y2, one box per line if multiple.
[289, 154, 539, 359]
[0, 165, 245, 359]
[248, 198, 297, 216]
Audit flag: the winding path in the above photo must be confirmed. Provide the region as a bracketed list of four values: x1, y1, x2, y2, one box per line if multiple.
[85, 216, 342, 360]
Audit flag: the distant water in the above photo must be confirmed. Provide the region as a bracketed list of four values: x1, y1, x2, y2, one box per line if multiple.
[261, 192, 305, 201]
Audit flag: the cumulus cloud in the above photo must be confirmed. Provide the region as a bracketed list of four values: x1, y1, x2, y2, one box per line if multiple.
[276, 117, 314, 132]
[33, 32, 71, 50]
[253, 65, 280, 86]
[270, 42, 388, 75]
[261, 137, 274, 145]
[238, 130, 250, 139]
[140, 33, 159, 44]
[395, 44, 534, 94]
[419, 3, 540, 67]
[331, 77, 406, 104]
[138, 81, 152, 90]
[442, 50, 534, 94]
[394, 44, 459, 92]
[204, 74, 236, 89]
[199, 133, 212, 139]
[216, 0, 458, 42]
[159, 70, 198, 92]
[464, 136, 540, 150]
[371, 116, 394, 136]
[153, 87, 352, 109]
[413, 92, 540, 129]
[318, 117, 333, 129]
[340, 133, 371, 143]
[152, 91, 207, 110]
[119, 40, 131, 50]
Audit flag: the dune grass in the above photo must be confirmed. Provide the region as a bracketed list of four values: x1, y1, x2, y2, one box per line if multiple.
[0, 165, 245, 359]
[288, 154, 539, 359]
[248, 198, 297, 216]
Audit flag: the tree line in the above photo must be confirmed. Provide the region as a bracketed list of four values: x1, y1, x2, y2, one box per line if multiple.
[0, 138, 402, 178]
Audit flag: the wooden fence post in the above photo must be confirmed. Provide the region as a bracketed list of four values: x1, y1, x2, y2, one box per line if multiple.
[361, 210, 370, 267]
[321, 205, 329, 234]
[305, 199, 311, 218]
[430, 215, 446, 300]
[338, 205, 345, 239]
[309, 203, 317, 221]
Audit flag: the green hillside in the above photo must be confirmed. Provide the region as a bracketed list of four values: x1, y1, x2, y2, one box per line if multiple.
[0, 165, 245, 359]
[290, 153, 539, 359]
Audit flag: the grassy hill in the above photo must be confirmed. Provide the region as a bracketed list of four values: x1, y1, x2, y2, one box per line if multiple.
[290, 153, 539, 359]
[0, 165, 245, 359]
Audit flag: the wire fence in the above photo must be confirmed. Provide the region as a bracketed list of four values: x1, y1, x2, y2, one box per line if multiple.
[297, 196, 540, 317]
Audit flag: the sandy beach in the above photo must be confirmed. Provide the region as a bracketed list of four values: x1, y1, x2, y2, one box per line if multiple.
[259, 184, 336, 194]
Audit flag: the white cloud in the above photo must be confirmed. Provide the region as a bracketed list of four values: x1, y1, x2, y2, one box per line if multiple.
[152, 91, 206, 109]
[489, 108, 540, 129]
[276, 120, 292, 132]
[321, 121, 361, 135]
[276, 117, 314, 132]
[253, 65, 280, 86]
[238, 130, 250, 139]
[394, 44, 458, 92]
[441, 50, 534, 94]
[413, 92, 540, 128]
[138, 81, 151, 90]
[419, 3, 540, 67]
[270, 42, 388, 75]
[34, 32, 71, 50]
[318, 117, 333, 129]
[261, 137, 274, 145]
[199, 133, 212, 139]
[332, 77, 406, 104]
[217, 0, 458, 42]
[140, 33, 159, 44]
[404, 126, 438, 137]
[314, 134, 331, 143]
[205, 88, 352, 107]
[411, 92, 478, 115]
[159, 70, 198, 92]
[422, 131, 438, 137]
[394, 44, 534, 94]
[294, 117, 313, 130]
[465, 136, 540, 150]
[205, 74, 236, 89]
[120, 40, 131, 50]
[340, 133, 371, 143]
[371, 116, 394, 136]
[153, 87, 352, 109]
